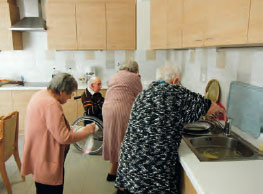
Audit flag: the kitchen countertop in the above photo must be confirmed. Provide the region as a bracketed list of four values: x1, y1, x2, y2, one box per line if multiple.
[179, 137, 263, 194]
[0, 82, 107, 90]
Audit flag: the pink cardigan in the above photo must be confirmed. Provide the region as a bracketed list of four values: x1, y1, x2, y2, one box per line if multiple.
[21, 90, 87, 185]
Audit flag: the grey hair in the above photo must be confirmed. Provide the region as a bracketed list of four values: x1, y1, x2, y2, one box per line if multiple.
[119, 60, 139, 73]
[156, 63, 181, 83]
[48, 73, 78, 94]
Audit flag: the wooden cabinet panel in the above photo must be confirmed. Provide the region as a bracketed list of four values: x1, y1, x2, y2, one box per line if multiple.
[62, 91, 78, 125]
[0, 2, 22, 50]
[248, 0, 263, 44]
[106, 2, 136, 50]
[76, 2, 106, 49]
[183, 0, 206, 48]
[205, 0, 250, 46]
[12, 90, 38, 135]
[0, 91, 13, 118]
[167, 0, 183, 48]
[181, 166, 197, 194]
[46, 3, 77, 50]
[150, 0, 167, 49]
[76, 89, 85, 118]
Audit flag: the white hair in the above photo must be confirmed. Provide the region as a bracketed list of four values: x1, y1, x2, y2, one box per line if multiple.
[156, 63, 181, 83]
[119, 60, 139, 73]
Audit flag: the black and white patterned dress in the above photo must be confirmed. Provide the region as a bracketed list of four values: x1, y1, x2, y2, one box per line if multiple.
[115, 81, 211, 194]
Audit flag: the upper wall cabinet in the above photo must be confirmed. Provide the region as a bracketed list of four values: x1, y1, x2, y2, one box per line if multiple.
[204, 0, 250, 47]
[46, 3, 77, 50]
[248, 0, 263, 44]
[46, 0, 136, 50]
[151, 0, 261, 49]
[150, 0, 167, 49]
[76, 2, 106, 49]
[151, 0, 182, 49]
[183, 0, 206, 48]
[0, 2, 22, 50]
[106, 2, 136, 50]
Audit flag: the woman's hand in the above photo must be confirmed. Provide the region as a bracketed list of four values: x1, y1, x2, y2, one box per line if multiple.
[81, 123, 96, 135]
[207, 102, 227, 120]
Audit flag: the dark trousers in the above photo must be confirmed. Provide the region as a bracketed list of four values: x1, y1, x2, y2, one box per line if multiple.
[35, 182, 64, 194]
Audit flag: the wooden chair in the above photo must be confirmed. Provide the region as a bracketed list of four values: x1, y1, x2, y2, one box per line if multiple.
[0, 111, 25, 194]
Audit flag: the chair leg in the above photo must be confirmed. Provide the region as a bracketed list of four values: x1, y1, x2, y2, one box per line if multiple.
[0, 162, 12, 194]
[13, 150, 25, 181]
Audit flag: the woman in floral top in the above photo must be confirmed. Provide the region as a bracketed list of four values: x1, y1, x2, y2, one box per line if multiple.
[115, 64, 225, 194]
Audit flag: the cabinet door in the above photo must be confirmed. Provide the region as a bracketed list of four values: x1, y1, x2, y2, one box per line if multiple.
[167, 0, 183, 49]
[183, 0, 206, 48]
[248, 0, 263, 43]
[205, 0, 250, 46]
[150, 0, 167, 49]
[62, 91, 78, 126]
[106, 2, 136, 50]
[46, 3, 77, 50]
[0, 3, 22, 50]
[12, 90, 38, 135]
[0, 91, 13, 118]
[181, 166, 197, 194]
[76, 2, 106, 49]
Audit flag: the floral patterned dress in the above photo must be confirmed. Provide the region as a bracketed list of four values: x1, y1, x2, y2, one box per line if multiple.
[115, 81, 211, 194]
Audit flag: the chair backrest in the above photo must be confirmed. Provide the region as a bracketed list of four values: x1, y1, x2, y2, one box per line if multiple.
[0, 111, 19, 162]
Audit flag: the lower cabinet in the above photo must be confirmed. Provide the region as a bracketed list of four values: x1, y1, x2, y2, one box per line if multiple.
[181, 165, 197, 194]
[0, 89, 108, 135]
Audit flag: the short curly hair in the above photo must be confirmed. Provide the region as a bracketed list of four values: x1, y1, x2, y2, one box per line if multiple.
[156, 62, 181, 83]
[119, 60, 139, 73]
[47, 73, 78, 94]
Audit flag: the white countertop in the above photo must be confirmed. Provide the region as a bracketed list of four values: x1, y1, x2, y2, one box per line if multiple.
[0, 82, 107, 90]
[179, 140, 263, 194]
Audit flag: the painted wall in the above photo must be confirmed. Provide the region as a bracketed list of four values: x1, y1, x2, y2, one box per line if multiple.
[1, 0, 263, 110]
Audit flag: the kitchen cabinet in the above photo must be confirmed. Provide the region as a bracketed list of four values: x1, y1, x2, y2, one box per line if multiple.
[167, 0, 183, 48]
[0, 89, 106, 134]
[181, 166, 197, 194]
[106, 1, 136, 50]
[248, 0, 263, 44]
[46, 2, 77, 50]
[0, 91, 13, 119]
[46, 0, 136, 50]
[62, 91, 78, 125]
[182, 0, 207, 48]
[0, 2, 22, 50]
[150, 0, 183, 49]
[76, 2, 106, 50]
[12, 90, 38, 135]
[204, 0, 250, 46]
[150, 0, 167, 49]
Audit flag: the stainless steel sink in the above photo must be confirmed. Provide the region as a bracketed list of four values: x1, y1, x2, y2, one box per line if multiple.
[183, 135, 263, 161]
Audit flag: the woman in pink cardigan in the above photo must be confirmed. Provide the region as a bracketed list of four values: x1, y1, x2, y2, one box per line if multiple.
[21, 73, 95, 194]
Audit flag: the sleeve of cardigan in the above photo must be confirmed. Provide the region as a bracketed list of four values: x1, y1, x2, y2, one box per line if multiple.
[45, 102, 89, 144]
[179, 87, 211, 124]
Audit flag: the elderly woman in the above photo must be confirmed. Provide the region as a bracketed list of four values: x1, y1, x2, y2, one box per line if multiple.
[102, 60, 143, 181]
[21, 73, 95, 194]
[115, 64, 225, 194]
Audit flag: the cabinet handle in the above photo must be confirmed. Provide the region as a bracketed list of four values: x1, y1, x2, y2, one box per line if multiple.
[195, 39, 202, 41]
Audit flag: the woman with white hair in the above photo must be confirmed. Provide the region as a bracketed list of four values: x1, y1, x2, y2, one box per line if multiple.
[115, 64, 225, 194]
[102, 60, 143, 182]
[21, 73, 95, 194]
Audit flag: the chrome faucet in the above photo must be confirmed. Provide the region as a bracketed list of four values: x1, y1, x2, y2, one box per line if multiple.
[211, 114, 232, 136]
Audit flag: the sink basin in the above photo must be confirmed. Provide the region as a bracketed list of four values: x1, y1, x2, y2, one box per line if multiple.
[183, 136, 260, 161]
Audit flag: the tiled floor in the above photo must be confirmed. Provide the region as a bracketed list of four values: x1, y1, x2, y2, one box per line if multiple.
[0, 136, 116, 194]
